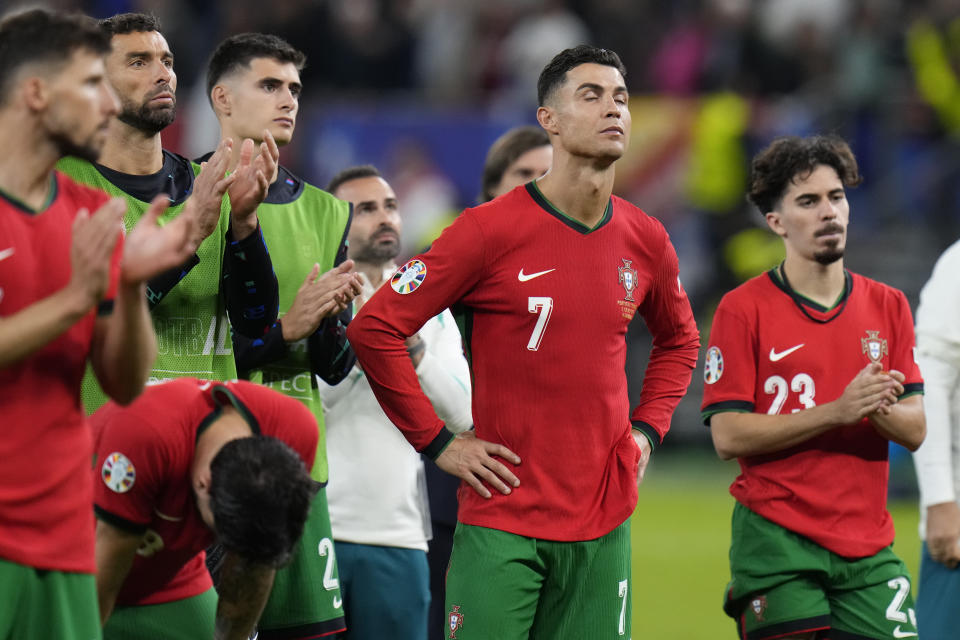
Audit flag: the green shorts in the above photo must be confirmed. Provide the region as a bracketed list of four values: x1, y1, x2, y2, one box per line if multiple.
[258, 486, 346, 639]
[0, 557, 101, 640]
[104, 588, 217, 640]
[726, 503, 917, 640]
[444, 520, 631, 640]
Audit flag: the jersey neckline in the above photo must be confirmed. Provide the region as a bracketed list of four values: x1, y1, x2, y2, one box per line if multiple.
[767, 264, 854, 324]
[0, 173, 58, 215]
[525, 180, 612, 235]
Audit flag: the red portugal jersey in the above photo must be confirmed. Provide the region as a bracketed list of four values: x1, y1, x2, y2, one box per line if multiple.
[701, 269, 923, 558]
[347, 182, 700, 541]
[0, 172, 121, 573]
[90, 378, 318, 606]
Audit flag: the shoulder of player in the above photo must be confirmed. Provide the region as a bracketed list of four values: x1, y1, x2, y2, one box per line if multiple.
[848, 270, 908, 306]
[225, 380, 318, 446]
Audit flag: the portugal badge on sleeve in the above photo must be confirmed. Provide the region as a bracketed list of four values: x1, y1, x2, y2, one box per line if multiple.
[102, 452, 136, 493]
[391, 259, 427, 294]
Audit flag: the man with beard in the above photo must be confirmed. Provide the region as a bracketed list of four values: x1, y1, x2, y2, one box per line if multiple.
[0, 9, 200, 638]
[57, 13, 281, 413]
[321, 165, 472, 640]
[203, 33, 363, 639]
[701, 135, 925, 640]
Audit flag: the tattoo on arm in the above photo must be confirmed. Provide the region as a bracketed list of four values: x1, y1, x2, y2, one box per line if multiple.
[214, 552, 276, 640]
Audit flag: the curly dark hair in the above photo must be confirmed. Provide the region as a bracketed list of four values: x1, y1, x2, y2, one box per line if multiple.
[748, 135, 862, 214]
[209, 435, 318, 567]
[537, 45, 626, 106]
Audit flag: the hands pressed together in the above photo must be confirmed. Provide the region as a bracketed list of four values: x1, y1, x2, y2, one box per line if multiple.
[832, 362, 904, 424]
[280, 261, 363, 342]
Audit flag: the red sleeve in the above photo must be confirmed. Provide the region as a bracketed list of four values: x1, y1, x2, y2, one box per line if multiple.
[630, 233, 701, 447]
[700, 294, 759, 423]
[346, 210, 485, 457]
[892, 289, 924, 392]
[91, 404, 168, 530]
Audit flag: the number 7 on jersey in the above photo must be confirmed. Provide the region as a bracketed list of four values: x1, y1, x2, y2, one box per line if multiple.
[527, 296, 554, 351]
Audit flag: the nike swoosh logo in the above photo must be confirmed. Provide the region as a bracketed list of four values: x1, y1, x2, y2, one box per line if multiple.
[333, 596, 342, 609]
[518, 268, 556, 282]
[893, 627, 917, 638]
[769, 344, 805, 362]
[0, 247, 14, 262]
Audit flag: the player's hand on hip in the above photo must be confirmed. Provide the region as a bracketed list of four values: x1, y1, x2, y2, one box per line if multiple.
[435, 431, 521, 499]
[632, 430, 652, 487]
[184, 138, 236, 248]
[926, 501, 960, 569]
[227, 131, 280, 239]
[120, 195, 199, 284]
[69, 197, 125, 308]
[831, 363, 901, 424]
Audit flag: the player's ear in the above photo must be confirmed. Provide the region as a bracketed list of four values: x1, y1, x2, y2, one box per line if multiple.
[21, 76, 49, 112]
[537, 105, 559, 135]
[765, 210, 786, 237]
[211, 84, 230, 117]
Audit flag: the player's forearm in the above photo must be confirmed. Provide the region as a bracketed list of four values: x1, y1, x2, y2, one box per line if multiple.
[223, 224, 279, 338]
[711, 404, 846, 460]
[0, 285, 94, 368]
[913, 352, 959, 506]
[94, 520, 140, 626]
[214, 553, 275, 640]
[631, 337, 700, 445]
[92, 282, 156, 405]
[870, 394, 926, 451]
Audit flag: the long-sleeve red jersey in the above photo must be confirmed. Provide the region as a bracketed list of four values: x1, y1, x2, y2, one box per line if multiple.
[347, 182, 700, 541]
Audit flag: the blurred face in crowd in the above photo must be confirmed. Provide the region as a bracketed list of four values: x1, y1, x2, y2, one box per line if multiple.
[334, 176, 402, 266]
[105, 30, 176, 135]
[491, 144, 552, 199]
[766, 164, 849, 266]
[216, 57, 301, 146]
[538, 62, 630, 164]
[42, 50, 119, 161]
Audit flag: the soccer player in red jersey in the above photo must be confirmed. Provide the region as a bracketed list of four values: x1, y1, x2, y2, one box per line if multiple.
[0, 9, 198, 639]
[701, 135, 926, 639]
[91, 378, 319, 640]
[347, 45, 700, 639]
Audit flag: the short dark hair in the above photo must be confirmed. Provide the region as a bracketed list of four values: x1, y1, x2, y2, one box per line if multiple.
[537, 45, 626, 106]
[206, 33, 306, 104]
[326, 164, 382, 195]
[748, 135, 863, 214]
[98, 12, 161, 37]
[209, 435, 317, 567]
[0, 9, 110, 105]
[481, 126, 550, 202]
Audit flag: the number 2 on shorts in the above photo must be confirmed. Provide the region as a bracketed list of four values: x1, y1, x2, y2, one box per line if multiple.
[317, 537, 339, 591]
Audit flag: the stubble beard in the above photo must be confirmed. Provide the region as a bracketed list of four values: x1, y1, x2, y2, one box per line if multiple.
[814, 245, 844, 265]
[51, 129, 103, 163]
[117, 92, 175, 136]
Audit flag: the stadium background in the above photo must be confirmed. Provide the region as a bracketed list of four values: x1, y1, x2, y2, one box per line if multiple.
[11, 0, 959, 635]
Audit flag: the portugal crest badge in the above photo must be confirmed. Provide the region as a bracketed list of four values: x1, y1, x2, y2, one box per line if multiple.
[102, 452, 136, 493]
[448, 605, 464, 639]
[750, 595, 768, 622]
[861, 330, 889, 363]
[618, 258, 638, 302]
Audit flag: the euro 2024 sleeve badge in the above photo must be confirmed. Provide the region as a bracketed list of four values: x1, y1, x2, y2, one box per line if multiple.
[391, 259, 427, 294]
[102, 452, 136, 493]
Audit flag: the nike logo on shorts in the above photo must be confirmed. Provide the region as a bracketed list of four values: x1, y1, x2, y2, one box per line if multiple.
[0, 247, 15, 262]
[769, 344, 804, 362]
[518, 268, 556, 282]
[893, 626, 917, 638]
